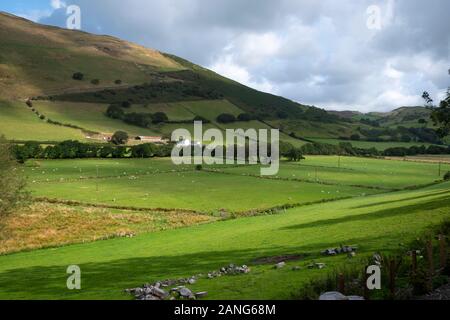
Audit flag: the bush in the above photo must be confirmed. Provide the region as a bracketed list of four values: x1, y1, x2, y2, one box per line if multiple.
[91, 79, 100, 85]
[444, 172, 450, 181]
[72, 72, 84, 81]
[114, 80, 122, 85]
[121, 101, 131, 108]
[350, 134, 360, 141]
[111, 131, 129, 145]
[106, 104, 125, 120]
[152, 112, 169, 124]
[217, 113, 236, 124]
[0, 136, 28, 216]
[237, 113, 252, 122]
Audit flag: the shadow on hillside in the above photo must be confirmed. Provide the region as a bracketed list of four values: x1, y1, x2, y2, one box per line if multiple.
[351, 189, 450, 210]
[281, 195, 450, 231]
[0, 233, 397, 300]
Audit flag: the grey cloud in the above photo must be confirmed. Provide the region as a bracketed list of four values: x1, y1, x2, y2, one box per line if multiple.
[39, 0, 449, 111]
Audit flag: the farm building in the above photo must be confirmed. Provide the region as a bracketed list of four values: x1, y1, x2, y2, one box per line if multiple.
[135, 136, 166, 144]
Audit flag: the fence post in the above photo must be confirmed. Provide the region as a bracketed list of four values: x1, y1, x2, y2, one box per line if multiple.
[439, 235, 447, 270]
[338, 273, 345, 294]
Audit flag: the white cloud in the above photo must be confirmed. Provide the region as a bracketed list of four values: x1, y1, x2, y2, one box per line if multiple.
[38, 0, 449, 112]
[51, 0, 66, 10]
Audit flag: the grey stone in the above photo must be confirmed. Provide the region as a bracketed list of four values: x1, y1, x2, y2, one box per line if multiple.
[319, 292, 348, 300]
[195, 291, 208, 298]
[179, 287, 193, 298]
[152, 287, 168, 299]
[275, 262, 286, 269]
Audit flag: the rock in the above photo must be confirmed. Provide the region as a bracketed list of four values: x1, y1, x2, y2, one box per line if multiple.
[179, 287, 193, 298]
[275, 262, 286, 269]
[292, 266, 301, 271]
[319, 292, 348, 300]
[188, 278, 196, 285]
[195, 291, 208, 298]
[144, 295, 160, 301]
[152, 287, 168, 299]
[347, 295, 365, 300]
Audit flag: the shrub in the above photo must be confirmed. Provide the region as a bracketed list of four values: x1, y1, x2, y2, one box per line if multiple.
[106, 104, 125, 119]
[121, 101, 131, 108]
[350, 134, 360, 141]
[152, 112, 169, 124]
[0, 136, 28, 216]
[114, 79, 122, 85]
[217, 113, 236, 124]
[111, 131, 129, 145]
[72, 72, 84, 81]
[237, 113, 252, 122]
[91, 79, 100, 85]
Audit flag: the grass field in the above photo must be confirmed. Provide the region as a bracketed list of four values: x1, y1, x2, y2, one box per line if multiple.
[0, 180, 448, 299]
[0, 100, 84, 141]
[311, 138, 437, 151]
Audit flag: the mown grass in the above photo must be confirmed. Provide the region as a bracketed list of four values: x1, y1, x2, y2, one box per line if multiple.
[0, 100, 84, 141]
[0, 181, 448, 299]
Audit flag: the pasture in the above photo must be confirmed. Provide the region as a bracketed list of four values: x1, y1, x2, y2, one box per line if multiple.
[0, 180, 448, 299]
[0, 155, 449, 300]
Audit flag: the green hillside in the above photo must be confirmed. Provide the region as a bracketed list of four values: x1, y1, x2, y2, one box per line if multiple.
[0, 12, 446, 151]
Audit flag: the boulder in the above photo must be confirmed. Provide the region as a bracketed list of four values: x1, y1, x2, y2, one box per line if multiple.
[319, 292, 348, 300]
[179, 287, 194, 298]
[275, 262, 286, 269]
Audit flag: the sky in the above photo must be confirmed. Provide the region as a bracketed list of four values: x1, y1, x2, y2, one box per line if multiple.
[1, 0, 449, 112]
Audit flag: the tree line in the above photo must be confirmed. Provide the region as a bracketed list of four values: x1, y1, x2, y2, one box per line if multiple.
[11, 139, 450, 163]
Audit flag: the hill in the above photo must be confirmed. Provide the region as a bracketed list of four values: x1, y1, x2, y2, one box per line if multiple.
[0, 12, 446, 150]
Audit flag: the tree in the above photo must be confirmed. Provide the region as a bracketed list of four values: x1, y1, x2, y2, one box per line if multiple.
[0, 136, 28, 216]
[72, 72, 84, 81]
[111, 131, 129, 145]
[106, 104, 125, 119]
[286, 148, 305, 162]
[131, 143, 156, 158]
[217, 113, 236, 124]
[152, 112, 169, 124]
[121, 101, 131, 108]
[350, 134, 361, 141]
[237, 113, 252, 122]
[424, 89, 450, 137]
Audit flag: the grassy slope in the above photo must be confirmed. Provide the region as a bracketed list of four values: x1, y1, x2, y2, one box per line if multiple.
[0, 12, 183, 100]
[0, 180, 448, 300]
[0, 100, 84, 141]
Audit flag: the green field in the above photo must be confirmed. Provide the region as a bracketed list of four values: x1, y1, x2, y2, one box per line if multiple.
[311, 138, 437, 151]
[0, 179, 448, 299]
[24, 159, 377, 212]
[0, 100, 84, 141]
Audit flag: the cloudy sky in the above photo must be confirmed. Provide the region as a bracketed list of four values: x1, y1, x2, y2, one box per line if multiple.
[2, 0, 449, 112]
